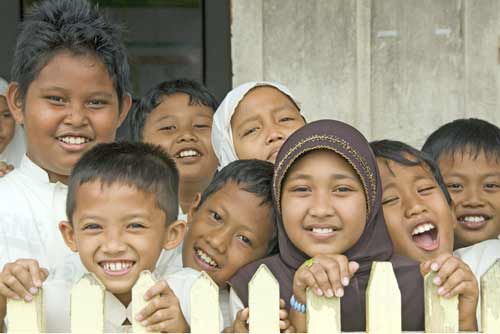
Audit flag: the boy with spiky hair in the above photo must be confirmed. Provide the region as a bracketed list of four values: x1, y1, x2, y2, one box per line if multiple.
[130, 79, 219, 221]
[422, 118, 500, 248]
[0, 0, 131, 273]
[0, 142, 204, 332]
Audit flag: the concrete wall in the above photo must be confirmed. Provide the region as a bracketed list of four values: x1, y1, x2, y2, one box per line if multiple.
[0, 1, 20, 80]
[230, 0, 500, 147]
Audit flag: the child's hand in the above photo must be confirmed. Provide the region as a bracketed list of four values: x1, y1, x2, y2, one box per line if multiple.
[135, 279, 189, 333]
[293, 254, 359, 304]
[0, 259, 48, 302]
[0, 161, 14, 177]
[227, 299, 295, 333]
[420, 253, 478, 331]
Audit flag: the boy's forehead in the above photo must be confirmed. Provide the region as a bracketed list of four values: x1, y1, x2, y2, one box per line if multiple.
[378, 158, 434, 181]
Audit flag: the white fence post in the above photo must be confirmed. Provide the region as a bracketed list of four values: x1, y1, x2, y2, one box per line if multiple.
[190, 271, 220, 334]
[71, 273, 105, 334]
[366, 261, 401, 334]
[306, 287, 341, 334]
[248, 264, 280, 334]
[131, 271, 156, 333]
[481, 260, 500, 334]
[6, 290, 44, 333]
[424, 271, 458, 333]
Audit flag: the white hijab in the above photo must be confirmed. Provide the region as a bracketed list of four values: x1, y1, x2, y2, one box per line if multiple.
[0, 77, 26, 167]
[211, 81, 300, 169]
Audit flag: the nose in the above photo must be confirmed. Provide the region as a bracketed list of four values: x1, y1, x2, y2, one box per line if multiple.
[101, 230, 127, 254]
[462, 186, 484, 208]
[309, 191, 335, 218]
[404, 195, 427, 218]
[205, 226, 231, 254]
[265, 124, 285, 145]
[176, 127, 198, 143]
[64, 103, 89, 127]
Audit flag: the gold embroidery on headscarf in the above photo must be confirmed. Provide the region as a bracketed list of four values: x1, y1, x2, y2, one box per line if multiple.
[274, 135, 377, 220]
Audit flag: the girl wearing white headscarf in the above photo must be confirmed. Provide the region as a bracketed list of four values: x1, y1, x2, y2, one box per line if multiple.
[0, 77, 25, 169]
[211, 81, 304, 169]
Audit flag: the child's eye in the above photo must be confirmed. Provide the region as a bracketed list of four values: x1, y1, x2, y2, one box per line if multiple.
[418, 186, 435, 194]
[484, 183, 500, 190]
[279, 116, 295, 122]
[291, 186, 310, 192]
[382, 196, 398, 205]
[82, 223, 102, 230]
[1, 111, 11, 118]
[236, 235, 252, 245]
[88, 99, 107, 108]
[334, 186, 352, 193]
[46, 96, 65, 105]
[194, 123, 210, 129]
[127, 222, 145, 229]
[446, 183, 463, 191]
[159, 125, 176, 131]
[209, 210, 222, 222]
[242, 127, 258, 137]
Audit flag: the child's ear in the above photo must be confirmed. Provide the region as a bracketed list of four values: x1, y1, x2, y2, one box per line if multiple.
[6, 83, 24, 125]
[117, 93, 132, 127]
[187, 193, 202, 222]
[163, 220, 187, 250]
[59, 221, 78, 252]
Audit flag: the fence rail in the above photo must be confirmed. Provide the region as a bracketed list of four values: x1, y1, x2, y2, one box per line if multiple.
[6, 260, 500, 333]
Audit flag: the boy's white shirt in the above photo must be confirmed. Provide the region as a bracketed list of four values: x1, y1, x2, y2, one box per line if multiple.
[454, 238, 500, 331]
[0, 155, 71, 273]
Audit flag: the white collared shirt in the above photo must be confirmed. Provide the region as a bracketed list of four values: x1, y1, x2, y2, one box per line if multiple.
[454, 239, 500, 331]
[0, 155, 71, 273]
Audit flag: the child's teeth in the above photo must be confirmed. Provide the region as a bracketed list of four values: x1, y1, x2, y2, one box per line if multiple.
[463, 216, 485, 223]
[312, 227, 334, 234]
[412, 223, 435, 236]
[59, 136, 88, 145]
[196, 249, 217, 267]
[103, 261, 132, 272]
[179, 150, 200, 158]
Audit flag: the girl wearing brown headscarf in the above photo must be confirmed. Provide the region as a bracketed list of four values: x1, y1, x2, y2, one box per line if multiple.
[230, 119, 424, 332]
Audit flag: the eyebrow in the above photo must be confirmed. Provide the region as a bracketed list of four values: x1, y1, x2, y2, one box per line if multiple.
[382, 174, 433, 190]
[235, 106, 295, 128]
[287, 172, 358, 182]
[39, 86, 114, 98]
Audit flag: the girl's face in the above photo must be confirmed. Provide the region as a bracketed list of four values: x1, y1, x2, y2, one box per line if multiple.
[0, 96, 16, 153]
[281, 150, 367, 257]
[231, 86, 304, 163]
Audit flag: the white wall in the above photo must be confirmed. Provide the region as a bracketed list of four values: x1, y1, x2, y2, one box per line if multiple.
[230, 0, 500, 147]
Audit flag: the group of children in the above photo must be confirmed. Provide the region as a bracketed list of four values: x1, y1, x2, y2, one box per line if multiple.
[0, 0, 499, 332]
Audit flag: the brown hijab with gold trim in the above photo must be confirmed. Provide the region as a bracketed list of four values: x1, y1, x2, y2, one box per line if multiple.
[230, 120, 424, 331]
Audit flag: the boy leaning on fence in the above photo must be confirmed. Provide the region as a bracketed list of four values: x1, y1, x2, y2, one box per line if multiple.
[0, 142, 208, 333]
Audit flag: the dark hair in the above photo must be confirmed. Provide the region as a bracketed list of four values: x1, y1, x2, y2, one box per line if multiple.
[11, 0, 130, 109]
[370, 139, 452, 205]
[197, 159, 278, 255]
[422, 118, 500, 163]
[130, 79, 218, 141]
[67, 142, 179, 225]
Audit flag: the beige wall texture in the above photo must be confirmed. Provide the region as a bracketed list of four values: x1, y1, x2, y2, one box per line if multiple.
[230, 0, 500, 147]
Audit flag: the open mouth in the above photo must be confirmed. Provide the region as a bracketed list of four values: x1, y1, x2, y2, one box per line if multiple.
[99, 260, 135, 276]
[411, 223, 439, 251]
[194, 247, 219, 270]
[57, 135, 92, 146]
[458, 215, 491, 230]
[175, 149, 202, 159]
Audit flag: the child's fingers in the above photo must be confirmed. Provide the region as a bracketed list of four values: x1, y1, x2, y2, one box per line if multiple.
[279, 298, 286, 309]
[25, 261, 45, 287]
[233, 309, 249, 333]
[146, 319, 176, 333]
[308, 262, 333, 297]
[1, 273, 32, 301]
[136, 295, 169, 322]
[348, 261, 359, 276]
[283, 324, 296, 333]
[238, 307, 249, 321]
[280, 318, 291, 330]
[321, 259, 345, 297]
[143, 279, 173, 301]
[0, 281, 22, 300]
[141, 307, 172, 327]
[427, 253, 454, 273]
[432, 256, 460, 286]
[296, 268, 321, 297]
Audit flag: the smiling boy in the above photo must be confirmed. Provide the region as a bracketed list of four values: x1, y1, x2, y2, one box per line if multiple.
[131, 79, 219, 220]
[422, 118, 500, 248]
[0, 142, 200, 333]
[0, 0, 131, 273]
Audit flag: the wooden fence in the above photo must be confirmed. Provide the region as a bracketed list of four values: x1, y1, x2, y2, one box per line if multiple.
[6, 260, 500, 333]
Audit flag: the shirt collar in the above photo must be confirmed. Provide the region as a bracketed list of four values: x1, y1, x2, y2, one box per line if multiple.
[19, 155, 53, 183]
